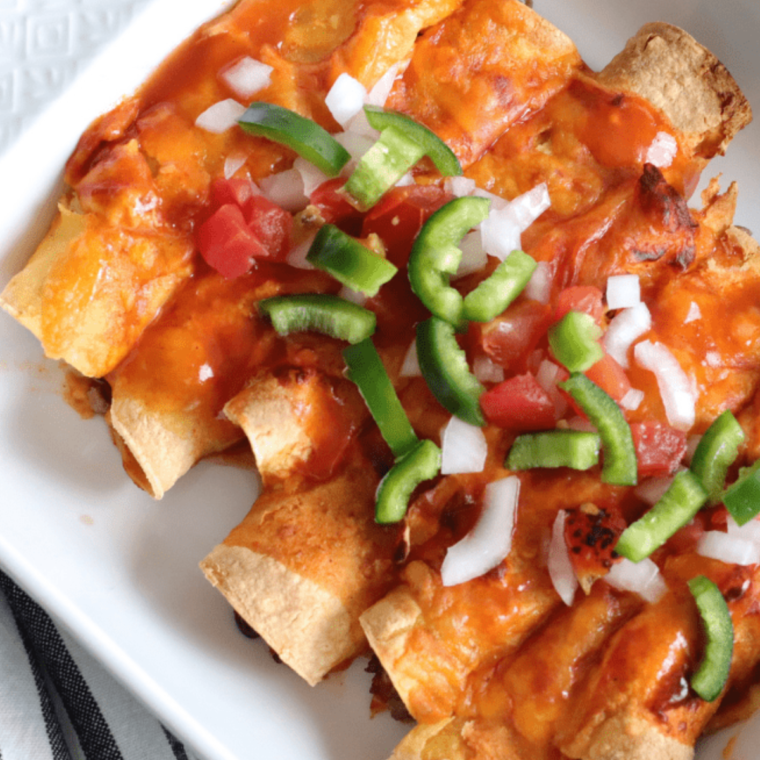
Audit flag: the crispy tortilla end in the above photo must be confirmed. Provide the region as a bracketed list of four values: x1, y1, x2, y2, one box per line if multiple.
[201, 544, 362, 686]
[560, 710, 694, 760]
[360, 586, 424, 709]
[599, 22, 752, 159]
[0, 205, 85, 337]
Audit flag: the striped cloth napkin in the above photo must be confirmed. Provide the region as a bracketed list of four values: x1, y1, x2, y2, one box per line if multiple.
[0, 571, 197, 760]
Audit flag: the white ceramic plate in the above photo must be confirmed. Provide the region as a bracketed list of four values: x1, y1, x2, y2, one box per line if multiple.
[0, 1, 758, 759]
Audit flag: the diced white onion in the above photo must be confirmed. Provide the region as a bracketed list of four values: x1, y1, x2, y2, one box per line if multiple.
[335, 128, 376, 165]
[727, 515, 760, 543]
[619, 388, 645, 411]
[338, 285, 367, 306]
[473, 187, 509, 211]
[396, 172, 415, 187]
[548, 510, 578, 605]
[605, 558, 667, 603]
[524, 261, 552, 304]
[606, 274, 641, 310]
[567, 417, 598, 433]
[454, 230, 487, 279]
[441, 476, 520, 587]
[366, 60, 408, 107]
[634, 473, 678, 506]
[473, 356, 505, 383]
[400, 340, 421, 377]
[221, 57, 273, 99]
[195, 99, 246, 134]
[294, 157, 329, 197]
[634, 341, 696, 431]
[441, 417, 488, 475]
[224, 153, 248, 180]
[508, 183, 552, 230]
[698, 531, 760, 566]
[258, 169, 307, 212]
[326, 73, 367, 128]
[684, 301, 702, 324]
[286, 233, 317, 269]
[445, 176, 478, 197]
[480, 212, 521, 261]
[535, 359, 568, 417]
[645, 132, 678, 169]
[602, 302, 651, 369]
[479, 184, 551, 261]
[685, 435, 702, 465]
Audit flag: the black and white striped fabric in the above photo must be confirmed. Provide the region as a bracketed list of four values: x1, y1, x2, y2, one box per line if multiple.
[0, 571, 197, 760]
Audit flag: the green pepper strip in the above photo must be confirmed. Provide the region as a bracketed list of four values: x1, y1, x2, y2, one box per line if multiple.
[238, 102, 350, 177]
[306, 224, 398, 297]
[723, 459, 760, 526]
[408, 197, 491, 326]
[688, 575, 733, 702]
[258, 294, 375, 344]
[416, 316, 485, 427]
[343, 339, 419, 459]
[690, 410, 745, 504]
[548, 311, 604, 373]
[462, 250, 537, 323]
[615, 471, 708, 562]
[375, 439, 442, 524]
[363, 105, 462, 178]
[559, 374, 637, 486]
[506, 430, 601, 472]
[343, 125, 425, 211]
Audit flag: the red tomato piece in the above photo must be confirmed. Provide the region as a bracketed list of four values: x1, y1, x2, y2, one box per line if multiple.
[554, 285, 605, 325]
[584, 353, 632, 402]
[309, 178, 364, 233]
[477, 300, 553, 372]
[197, 203, 266, 278]
[361, 185, 453, 264]
[630, 420, 687, 479]
[243, 195, 292, 261]
[210, 177, 256, 209]
[480, 373, 557, 430]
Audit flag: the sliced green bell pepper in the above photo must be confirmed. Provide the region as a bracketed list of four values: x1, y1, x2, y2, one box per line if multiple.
[258, 294, 376, 344]
[306, 224, 398, 297]
[462, 249, 537, 323]
[343, 338, 419, 459]
[559, 373, 637, 486]
[416, 316, 485, 427]
[408, 196, 491, 326]
[506, 430, 601, 471]
[615, 470, 708, 562]
[688, 575, 733, 702]
[375, 439, 442, 524]
[690, 410, 745, 504]
[238, 102, 350, 176]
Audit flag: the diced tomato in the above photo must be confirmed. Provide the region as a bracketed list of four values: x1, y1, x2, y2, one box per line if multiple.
[210, 177, 256, 209]
[361, 185, 453, 264]
[554, 285, 605, 325]
[197, 204, 267, 278]
[630, 420, 687, 479]
[309, 178, 364, 234]
[584, 353, 632, 402]
[243, 195, 292, 261]
[480, 373, 557, 430]
[663, 513, 707, 556]
[476, 300, 553, 372]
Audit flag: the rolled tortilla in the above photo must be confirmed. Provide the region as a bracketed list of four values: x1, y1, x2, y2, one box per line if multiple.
[0, 203, 193, 378]
[598, 22, 752, 161]
[201, 449, 401, 686]
[385, 0, 582, 167]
